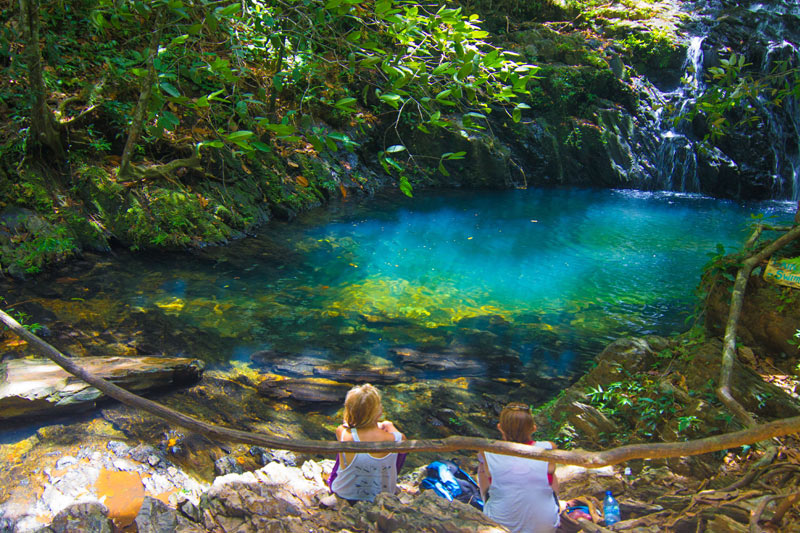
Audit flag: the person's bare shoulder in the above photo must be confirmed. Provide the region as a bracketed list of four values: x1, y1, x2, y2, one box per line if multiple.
[336, 425, 352, 441]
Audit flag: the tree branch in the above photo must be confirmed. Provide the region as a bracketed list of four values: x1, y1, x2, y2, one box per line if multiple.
[717, 224, 800, 426]
[3, 308, 800, 466]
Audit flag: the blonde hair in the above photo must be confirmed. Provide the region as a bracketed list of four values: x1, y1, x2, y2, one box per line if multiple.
[499, 402, 535, 443]
[343, 384, 383, 429]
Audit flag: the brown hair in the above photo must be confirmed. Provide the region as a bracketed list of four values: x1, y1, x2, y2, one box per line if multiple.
[343, 384, 383, 429]
[499, 402, 535, 443]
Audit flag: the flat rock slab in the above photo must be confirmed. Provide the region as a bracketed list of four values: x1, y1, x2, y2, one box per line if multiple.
[0, 356, 204, 421]
[251, 350, 410, 384]
[257, 375, 352, 404]
[389, 347, 486, 376]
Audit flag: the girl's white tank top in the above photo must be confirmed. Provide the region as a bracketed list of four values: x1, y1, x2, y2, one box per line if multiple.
[330, 428, 402, 502]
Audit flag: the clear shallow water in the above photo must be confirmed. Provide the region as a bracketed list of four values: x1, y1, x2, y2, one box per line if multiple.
[7, 188, 797, 384]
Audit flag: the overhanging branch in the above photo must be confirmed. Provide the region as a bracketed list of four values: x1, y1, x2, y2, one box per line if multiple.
[2, 309, 800, 467]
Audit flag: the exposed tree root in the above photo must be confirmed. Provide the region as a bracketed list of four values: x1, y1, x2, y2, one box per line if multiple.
[717, 224, 800, 426]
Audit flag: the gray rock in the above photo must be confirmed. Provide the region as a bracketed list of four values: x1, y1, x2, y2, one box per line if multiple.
[106, 441, 130, 457]
[0, 356, 204, 421]
[54, 457, 77, 470]
[179, 499, 203, 523]
[214, 455, 245, 476]
[36, 502, 112, 533]
[135, 496, 203, 533]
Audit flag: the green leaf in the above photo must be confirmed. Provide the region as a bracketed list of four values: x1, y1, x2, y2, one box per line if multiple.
[435, 89, 452, 101]
[216, 4, 241, 17]
[157, 111, 180, 131]
[512, 107, 522, 123]
[199, 140, 224, 149]
[379, 93, 402, 108]
[433, 63, 452, 75]
[308, 135, 325, 152]
[334, 97, 357, 110]
[160, 82, 181, 97]
[169, 35, 189, 47]
[262, 123, 297, 136]
[399, 176, 413, 197]
[251, 141, 272, 153]
[438, 162, 450, 177]
[386, 144, 406, 153]
[225, 130, 255, 141]
[360, 56, 382, 68]
[208, 89, 228, 102]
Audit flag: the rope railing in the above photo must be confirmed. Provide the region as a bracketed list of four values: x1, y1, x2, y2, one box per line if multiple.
[2, 309, 800, 468]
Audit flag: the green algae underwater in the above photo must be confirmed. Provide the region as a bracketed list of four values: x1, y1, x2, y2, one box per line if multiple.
[1, 188, 796, 477]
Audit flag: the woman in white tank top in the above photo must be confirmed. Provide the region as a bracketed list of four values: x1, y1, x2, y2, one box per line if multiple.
[329, 384, 406, 502]
[477, 403, 560, 533]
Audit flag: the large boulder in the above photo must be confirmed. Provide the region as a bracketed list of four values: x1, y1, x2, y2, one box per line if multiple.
[0, 356, 204, 421]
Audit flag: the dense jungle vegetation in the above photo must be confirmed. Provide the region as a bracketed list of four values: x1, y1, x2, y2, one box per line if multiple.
[1, 0, 799, 278]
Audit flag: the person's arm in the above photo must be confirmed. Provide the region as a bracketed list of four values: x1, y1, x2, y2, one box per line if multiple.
[378, 420, 405, 440]
[477, 452, 491, 501]
[335, 425, 350, 468]
[546, 441, 559, 494]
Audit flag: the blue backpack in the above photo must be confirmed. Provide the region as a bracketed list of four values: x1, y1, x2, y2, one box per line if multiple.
[420, 460, 484, 510]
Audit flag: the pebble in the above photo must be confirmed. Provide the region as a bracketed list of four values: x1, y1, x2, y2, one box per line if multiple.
[55, 456, 77, 470]
[107, 441, 130, 456]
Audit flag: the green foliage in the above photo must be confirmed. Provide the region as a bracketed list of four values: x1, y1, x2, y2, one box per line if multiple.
[679, 52, 800, 141]
[616, 28, 676, 69]
[0, 297, 43, 334]
[585, 367, 702, 441]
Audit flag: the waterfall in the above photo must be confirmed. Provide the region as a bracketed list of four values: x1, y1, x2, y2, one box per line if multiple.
[762, 40, 800, 201]
[640, 2, 800, 200]
[648, 37, 706, 193]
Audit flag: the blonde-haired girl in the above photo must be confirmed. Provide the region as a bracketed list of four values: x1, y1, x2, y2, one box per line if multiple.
[329, 384, 406, 502]
[477, 402, 560, 533]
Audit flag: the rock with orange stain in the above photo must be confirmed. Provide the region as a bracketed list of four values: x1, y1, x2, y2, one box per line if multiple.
[94, 469, 145, 529]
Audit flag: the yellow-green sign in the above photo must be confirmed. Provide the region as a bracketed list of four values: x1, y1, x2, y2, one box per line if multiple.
[764, 257, 800, 289]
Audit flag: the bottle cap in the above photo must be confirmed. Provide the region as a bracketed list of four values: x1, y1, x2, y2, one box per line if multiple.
[606, 490, 612, 495]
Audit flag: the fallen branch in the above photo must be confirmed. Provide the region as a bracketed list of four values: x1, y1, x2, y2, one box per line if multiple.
[718, 224, 800, 426]
[3, 309, 800, 465]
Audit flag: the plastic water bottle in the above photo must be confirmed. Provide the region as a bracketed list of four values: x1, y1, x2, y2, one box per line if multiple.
[603, 490, 621, 526]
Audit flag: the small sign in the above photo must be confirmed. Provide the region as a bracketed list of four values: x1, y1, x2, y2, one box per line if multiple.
[764, 257, 800, 289]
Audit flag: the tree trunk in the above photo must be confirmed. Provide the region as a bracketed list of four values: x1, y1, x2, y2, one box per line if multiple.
[19, 0, 62, 160]
[119, 10, 163, 179]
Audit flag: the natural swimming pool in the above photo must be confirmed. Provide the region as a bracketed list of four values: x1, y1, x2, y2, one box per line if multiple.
[1, 187, 796, 449]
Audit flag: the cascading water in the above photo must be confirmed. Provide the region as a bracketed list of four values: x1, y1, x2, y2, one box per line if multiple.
[617, 1, 799, 201]
[650, 36, 706, 193]
[761, 40, 800, 201]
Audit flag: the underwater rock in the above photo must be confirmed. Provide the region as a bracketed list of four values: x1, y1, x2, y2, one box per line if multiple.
[311, 364, 410, 384]
[0, 356, 204, 421]
[256, 376, 352, 404]
[250, 350, 409, 384]
[389, 347, 486, 376]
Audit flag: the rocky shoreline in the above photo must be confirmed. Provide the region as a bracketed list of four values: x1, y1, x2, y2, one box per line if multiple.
[0, 431, 618, 533]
